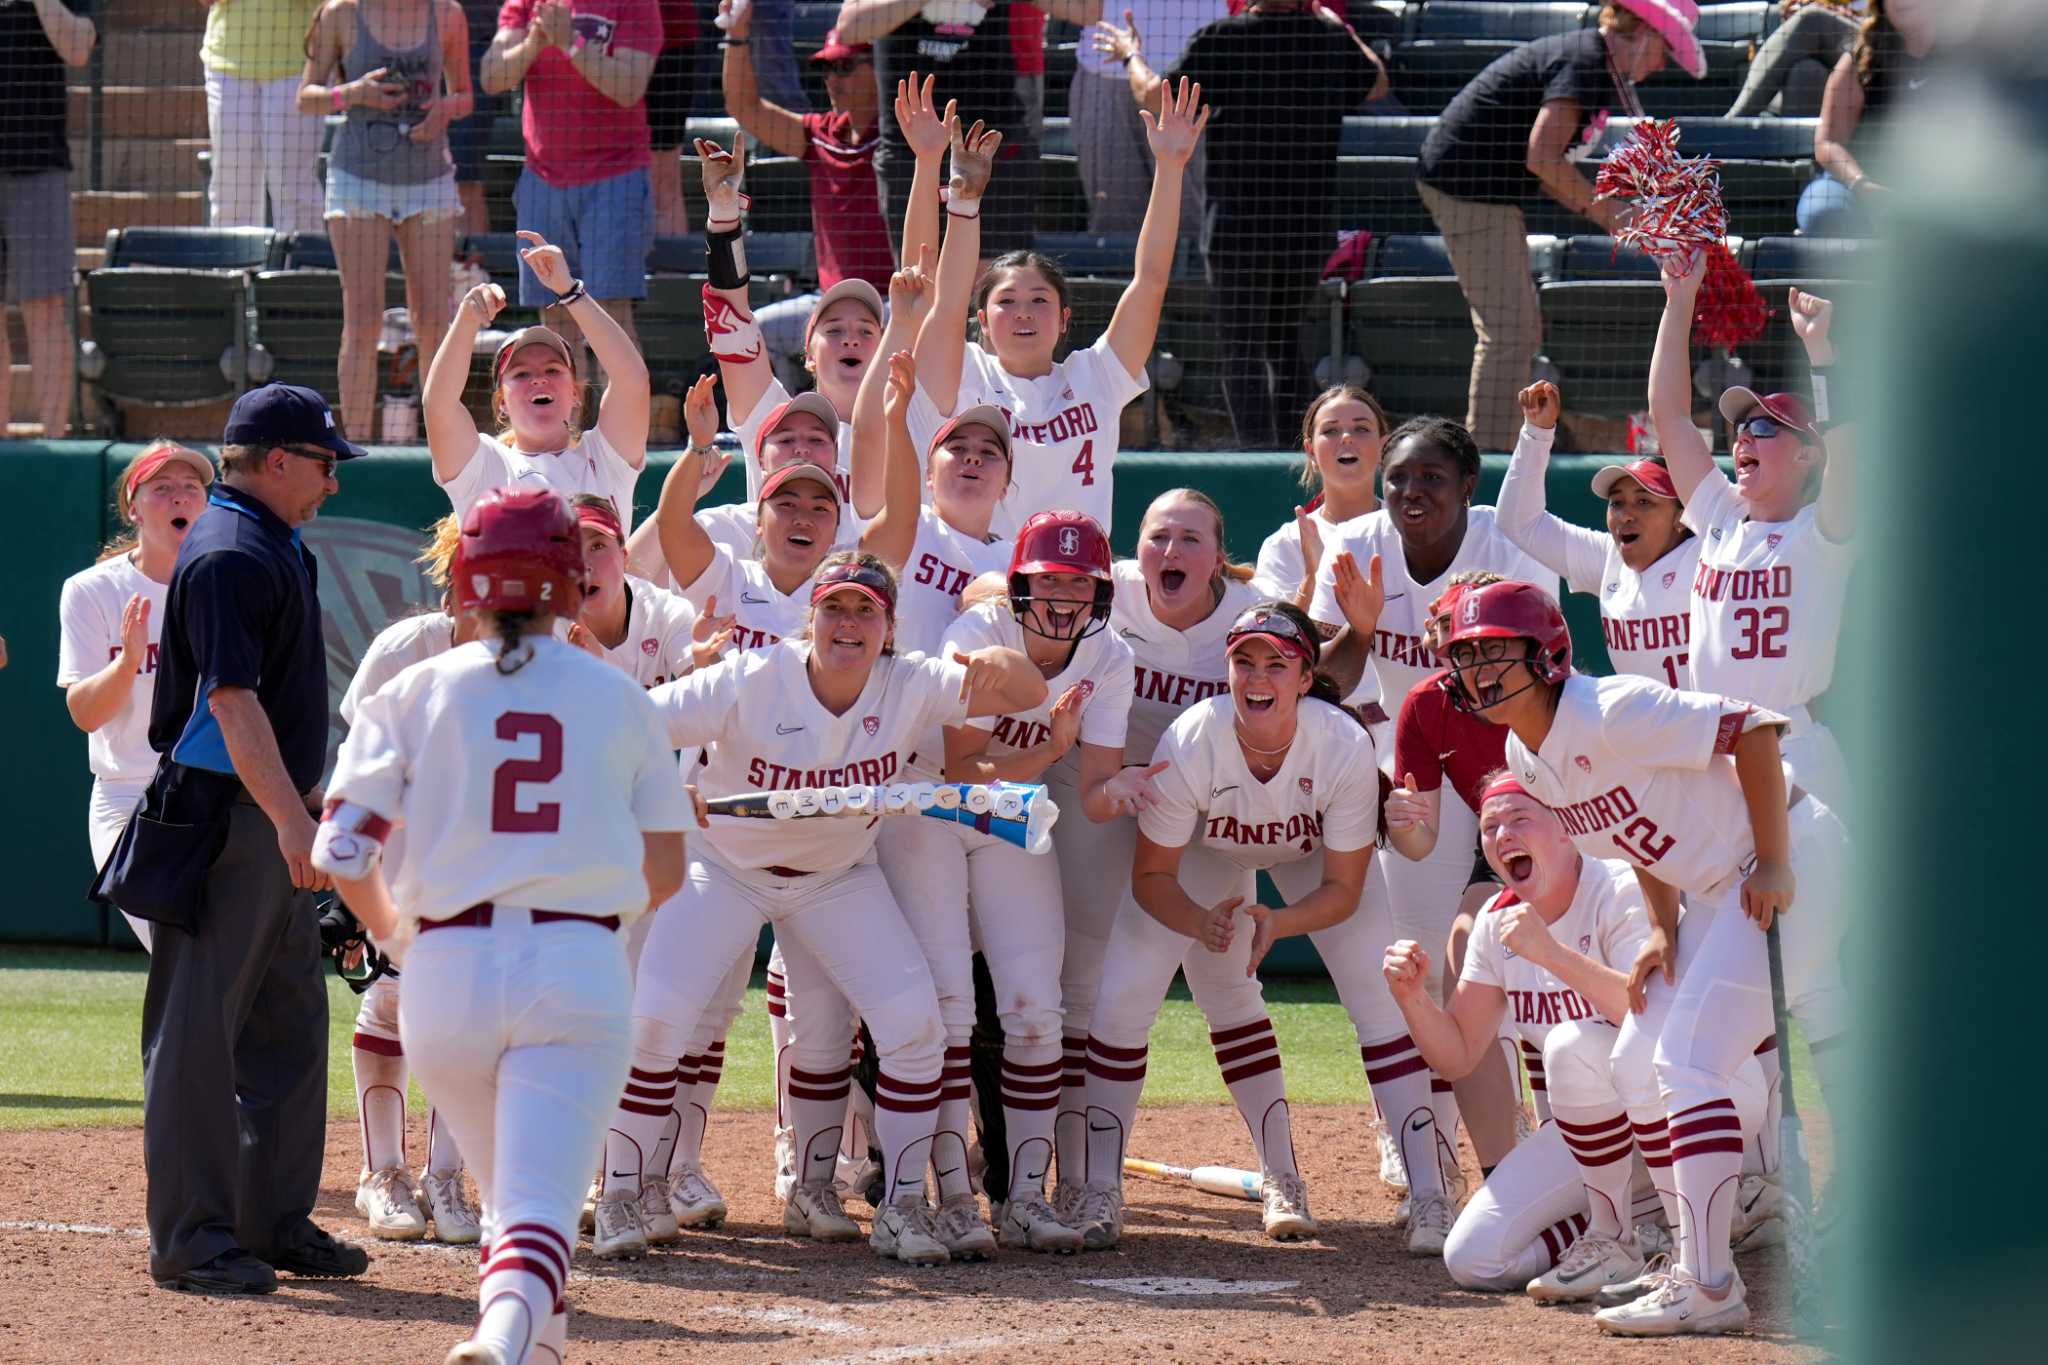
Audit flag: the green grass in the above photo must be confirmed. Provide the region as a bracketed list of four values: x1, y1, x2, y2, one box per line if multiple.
[0, 947, 1816, 1132]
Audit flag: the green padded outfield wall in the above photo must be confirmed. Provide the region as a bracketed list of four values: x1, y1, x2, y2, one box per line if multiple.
[0, 442, 1650, 951]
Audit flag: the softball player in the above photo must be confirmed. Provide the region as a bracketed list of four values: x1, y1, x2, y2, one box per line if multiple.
[936, 512, 1162, 1252]
[57, 442, 213, 952]
[1304, 417, 1557, 1248]
[424, 232, 649, 533]
[598, 553, 1048, 1265]
[315, 487, 695, 1365]
[1495, 381, 1699, 685]
[1651, 261, 1852, 808]
[1252, 386, 1388, 605]
[1442, 581, 1848, 1337]
[1077, 601, 1385, 1249]
[1385, 776, 1667, 1300]
[907, 80, 1207, 539]
[562, 495, 701, 686]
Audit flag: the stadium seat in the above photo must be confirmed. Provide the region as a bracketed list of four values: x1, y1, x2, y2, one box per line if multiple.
[1635, 1, 1769, 116]
[1592, 116, 1816, 238]
[1345, 232, 1540, 421]
[246, 271, 350, 405]
[636, 275, 717, 393]
[1740, 234, 1873, 395]
[267, 231, 403, 274]
[79, 268, 249, 425]
[102, 226, 275, 271]
[1336, 157, 1435, 236]
[1394, 2, 1593, 114]
[1536, 233, 1676, 416]
[1339, 115, 1439, 159]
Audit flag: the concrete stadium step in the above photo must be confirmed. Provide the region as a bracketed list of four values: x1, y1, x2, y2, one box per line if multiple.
[73, 191, 206, 246]
[69, 138, 210, 193]
[69, 87, 208, 142]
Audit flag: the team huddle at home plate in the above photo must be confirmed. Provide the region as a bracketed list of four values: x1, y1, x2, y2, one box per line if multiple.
[60, 83, 1852, 1364]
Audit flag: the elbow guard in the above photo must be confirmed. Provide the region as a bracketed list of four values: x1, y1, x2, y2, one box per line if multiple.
[702, 284, 762, 364]
[313, 799, 393, 880]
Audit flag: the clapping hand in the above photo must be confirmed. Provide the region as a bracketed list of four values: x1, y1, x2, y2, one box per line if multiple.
[1331, 551, 1384, 638]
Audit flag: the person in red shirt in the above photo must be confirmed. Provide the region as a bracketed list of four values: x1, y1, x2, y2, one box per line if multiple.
[1386, 572, 1531, 1178]
[483, 0, 662, 358]
[719, 2, 892, 391]
[648, 0, 702, 237]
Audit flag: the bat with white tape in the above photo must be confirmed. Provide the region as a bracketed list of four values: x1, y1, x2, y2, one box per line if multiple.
[1122, 1157, 1262, 1203]
[702, 780, 1060, 854]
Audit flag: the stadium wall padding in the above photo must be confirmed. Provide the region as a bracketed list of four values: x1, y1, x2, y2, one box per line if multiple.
[0, 441, 1633, 962]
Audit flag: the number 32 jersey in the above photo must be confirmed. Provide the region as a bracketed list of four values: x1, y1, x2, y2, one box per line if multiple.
[329, 637, 695, 928]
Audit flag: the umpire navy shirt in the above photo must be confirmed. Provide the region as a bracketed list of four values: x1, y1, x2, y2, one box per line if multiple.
[148, 482, 329, 794]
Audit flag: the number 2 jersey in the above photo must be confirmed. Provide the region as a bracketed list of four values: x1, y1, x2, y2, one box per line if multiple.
[328, 636, 695, 928]
[1460, 857, 1649, 1049]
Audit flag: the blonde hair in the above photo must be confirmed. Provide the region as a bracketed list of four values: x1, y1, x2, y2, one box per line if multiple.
[1597, 3, 1645, 36]
[417, 513, 463, 588]
[99, 440, 209, 562]
[1141, 488, 1258, 591]
[1296, 386, 1390, 492]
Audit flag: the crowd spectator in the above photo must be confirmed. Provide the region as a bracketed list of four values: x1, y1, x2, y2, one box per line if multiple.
[738, 0, 810, 112]
[1805, 0, 1931, 236]
[2, 0, 94, 437]
[1074, 2, 1223, 244]
[719, 2, 891, 392]
[485, 0, 661, 363]
[842, 0, 1097, 259]
[201, 0, 326, 233]
[1416, 0, 1703, 452]
[449, 0, 509, 232]
[1727, 0, 1859, 118]
[1111, 0, 1385, 450]
[650, 0, 702, 236]
[299, 0, 474, 442]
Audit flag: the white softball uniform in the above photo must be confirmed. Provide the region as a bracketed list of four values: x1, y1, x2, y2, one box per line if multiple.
[1460, 862, 1651, 1052]
[58, 553, 170, 949]
[1250, 502, 1349, 601]
[695, 498, 864, 562]
[590, 577, 698, 687]
[436, 429, 643, 534]
[892, 507, 1013, 661]
[908, 336, 1148, 539]
[942, 600, 1135, 787]
[675, 543, 810, 653]
[1682, 471, 1851, 807]
[732, 376, 855, 503]
[1495, 423, 1701, 686]
[1112, 562, 1257, 763]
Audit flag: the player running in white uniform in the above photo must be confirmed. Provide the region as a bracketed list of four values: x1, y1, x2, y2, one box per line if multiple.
[1441, 581, 1849, 1337]
[1077, 601, 1384, 1249]
[938, 512, 1164, 1251]
[908, 80, 1207, 538]
[1252, 386, 1388, 606]
[316, 488, 695, 1365]
[58, 442, 213, 952]
[599, 553, 1047, 1265]
[1386, 776, 1667, 1300]
[1495, 381, 1699, 685]
[1651, 259, 1852, 807]
[426, 233, 649, 534]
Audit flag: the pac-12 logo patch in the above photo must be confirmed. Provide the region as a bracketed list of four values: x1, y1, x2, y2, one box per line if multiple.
[1058, 526, 1081, 557]
[862, 715, 880, 736]
[1578, 934, 1593, 955]
[1767, 533, 1784, 550]
[641, 638, 658, 656]
[1077, 679, 1095, 700]
[1574, 755, 1593, 774]
[1662, 570, 1678, 589]
[1299, 777, 1314, 795]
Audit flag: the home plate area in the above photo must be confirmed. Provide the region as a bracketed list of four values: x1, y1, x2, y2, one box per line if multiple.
[0, 1106, 1824, 1362]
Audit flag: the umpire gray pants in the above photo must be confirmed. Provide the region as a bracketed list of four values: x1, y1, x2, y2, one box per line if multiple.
[142, 794, 329, 1280]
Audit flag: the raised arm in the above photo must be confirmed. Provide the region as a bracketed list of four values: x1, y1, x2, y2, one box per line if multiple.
[654, 375, 724, 590]
[694, 133, 776, 424]
[1383, 937, 1507, 1080]
[894, 72, 954, 273]
[1092, 9, 1165, 116]
[1103, 76, 1208, 381]
[32, 0, 97, 68]
[719, 0, 808, 157]
[423, 281, 498, 480]
[1648, 252, 1716, 500]
[851, 253, 935, 522]
[835, 0, 926, 45]
[1497, 382, 1611, 592]
[1790, 288, 1852, 541]
[911, 117, 1002, 419]
[518, 231, 649, 466]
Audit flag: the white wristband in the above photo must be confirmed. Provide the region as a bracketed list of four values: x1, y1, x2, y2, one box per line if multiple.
[945, 195, 982, 220]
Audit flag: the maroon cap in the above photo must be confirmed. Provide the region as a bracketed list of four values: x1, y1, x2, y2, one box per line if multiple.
[1590, 458, 1679, 501]
[1718, 387, 1818, 439]
[811, 29, 873, 64]
[1225, 604, 1321, 666]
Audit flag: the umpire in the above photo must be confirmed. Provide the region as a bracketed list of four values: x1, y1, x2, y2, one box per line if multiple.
[136, 384, 367, 1293]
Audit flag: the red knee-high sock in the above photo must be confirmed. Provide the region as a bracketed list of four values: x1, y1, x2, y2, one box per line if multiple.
[1361, 1035, 1448, 1201]
[933, 1040, 974, 1201]
[471, 1221, 568, 1364]
[1083, 1037, 1147, 1191]
[1214, 1018, 1296, 1181]
[352, 1032, 407, 1173]
[1001, 1041, 1062, 1202]
[603, 1053, 679, 1197]
[1631, 1112, 1681, 1232]
[1668, 1096, 1745, 1286]
[873, 1068, 943, 1206]
[1553, 1105, 1635, 1240]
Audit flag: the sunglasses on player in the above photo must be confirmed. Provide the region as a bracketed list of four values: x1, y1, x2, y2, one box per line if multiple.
[1733, 414, 1803, 442]
[819, 58, 869, 76]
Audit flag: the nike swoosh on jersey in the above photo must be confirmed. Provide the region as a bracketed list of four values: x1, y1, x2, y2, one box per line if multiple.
[1211, 785, 1239, 798]
[776, 723, 805, 734]
[741, 591, 769, 604]
[1088, 1121, 1118, 1133]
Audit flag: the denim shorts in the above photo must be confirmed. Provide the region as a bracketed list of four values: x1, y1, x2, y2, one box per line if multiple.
[513, 166, 652, 305]
[324, 165, 465, 225]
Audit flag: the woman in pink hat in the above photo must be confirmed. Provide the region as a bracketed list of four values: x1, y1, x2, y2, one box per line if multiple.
[1416, 0, 1705, 451]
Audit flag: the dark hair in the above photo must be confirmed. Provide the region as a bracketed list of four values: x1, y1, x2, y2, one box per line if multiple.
[1856, 0, 1906, 90]
[1383, 415, 1482, 484]
[973, 251, 1072, 318]
[1297, 385, 1390, 491]
[489, 611, 541, 675]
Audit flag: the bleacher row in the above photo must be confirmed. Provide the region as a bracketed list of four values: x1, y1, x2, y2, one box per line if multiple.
[78, 221, 1869, 440]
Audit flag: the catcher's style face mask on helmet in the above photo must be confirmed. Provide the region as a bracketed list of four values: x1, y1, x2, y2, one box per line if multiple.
[1442, 581, 1573, 715]
[1007, 509, 1113, 645]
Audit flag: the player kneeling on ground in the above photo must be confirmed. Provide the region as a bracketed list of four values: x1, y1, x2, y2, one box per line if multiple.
[317, 488, 696, 1365]
[1384, 775, 1667, 1301]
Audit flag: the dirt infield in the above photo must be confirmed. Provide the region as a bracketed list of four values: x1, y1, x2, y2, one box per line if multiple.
[0, 1104, 1827, 1364]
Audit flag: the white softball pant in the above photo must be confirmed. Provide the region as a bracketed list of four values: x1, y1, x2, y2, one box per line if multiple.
[88, 779, 152, 952]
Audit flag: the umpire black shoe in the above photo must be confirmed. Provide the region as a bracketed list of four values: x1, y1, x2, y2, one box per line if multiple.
[270, 1226, 370, 1279]
[155, 1248, 278, 1295]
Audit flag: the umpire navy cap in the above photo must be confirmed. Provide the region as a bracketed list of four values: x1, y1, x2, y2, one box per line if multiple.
[224, 384, 369, 460]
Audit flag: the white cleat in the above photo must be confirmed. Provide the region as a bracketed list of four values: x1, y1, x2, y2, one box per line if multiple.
[1070, 1186, 1125, 1251]
[773, 1125, 797, 1204]
[837, 1154, 883, 1209]
[356, 1167, 428, 1241]
[1527, 1234, 1647, 1303]
[933, 1194, 996, 1261]
[637, 1174, 680, 1244]
[998, 1194, 1084, 1254]
[784, 1182, 862, 1242]
[1732, 1173, 1785, 1253]
[871, 1196, 951, 1266]
[590, 1190, 649, 1260]
[1594, 1252, 1672, 1308]
[444, 1342, 508, 1365]
[1374, 1117, 1408, 1193]
[1262, 1172, 1317, 1241]
[1595, 1267, 1750, 1336]
[668, 1163, 727, 1229]
[420, 1170, 481, 1245]
[1406, 1194, 1455, 1257]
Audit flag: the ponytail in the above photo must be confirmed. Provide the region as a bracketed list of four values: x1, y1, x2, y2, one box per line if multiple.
[490, 611, 539, 674]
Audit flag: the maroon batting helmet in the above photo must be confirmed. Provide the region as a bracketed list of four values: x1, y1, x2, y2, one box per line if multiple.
[1008, 509, 1113, 643]
[452, 487, 587, 619]
[1441, 581, 1573, 711]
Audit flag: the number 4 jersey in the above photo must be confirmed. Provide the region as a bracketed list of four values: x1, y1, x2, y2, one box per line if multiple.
[1501, 673, 1786, 900]
[329, 636, 695, 929]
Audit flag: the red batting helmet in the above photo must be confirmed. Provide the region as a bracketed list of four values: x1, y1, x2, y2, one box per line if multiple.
[1441, 581, 1573, 709]
[1008, 509, 1113, 643]
[452, 487, 587, 619]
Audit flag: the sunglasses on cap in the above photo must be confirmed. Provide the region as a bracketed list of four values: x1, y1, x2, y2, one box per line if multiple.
[1225, 606, 1318, 663]
[811, 561, 896, 613]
